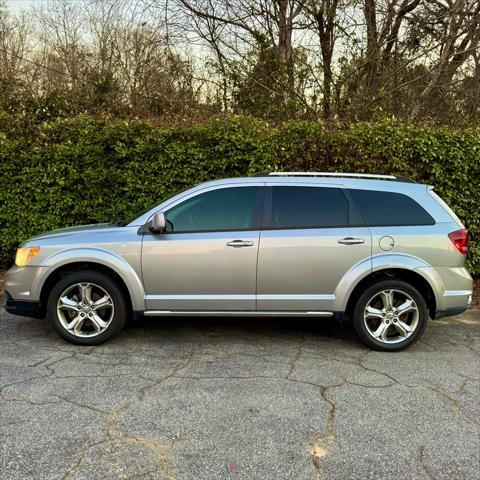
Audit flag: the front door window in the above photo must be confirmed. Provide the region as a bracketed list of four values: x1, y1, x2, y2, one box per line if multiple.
[165, 187, 259, 233]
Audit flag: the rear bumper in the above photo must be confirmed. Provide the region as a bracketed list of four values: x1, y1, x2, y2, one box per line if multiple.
[433, 306, 469, 319]
[414, 266, 472, 314]
[4, 292, 45, 318]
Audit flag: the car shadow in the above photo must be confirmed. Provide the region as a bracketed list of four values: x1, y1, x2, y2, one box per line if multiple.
[124, 314, 363, 346]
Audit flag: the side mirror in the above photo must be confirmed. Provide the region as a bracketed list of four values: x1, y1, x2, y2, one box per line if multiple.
[149, 211, 166, 234]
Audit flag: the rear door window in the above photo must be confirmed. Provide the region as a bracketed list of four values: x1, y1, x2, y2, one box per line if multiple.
[266, 186, 349, 229]
[348, 189, 435, 226]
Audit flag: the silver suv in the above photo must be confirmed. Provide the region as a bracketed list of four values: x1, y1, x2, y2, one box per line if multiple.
[4, 172, 472, 351]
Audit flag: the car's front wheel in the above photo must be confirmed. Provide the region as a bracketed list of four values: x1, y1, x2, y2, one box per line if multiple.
[47, 270, 127, 345]
[353, 280, 428, 351]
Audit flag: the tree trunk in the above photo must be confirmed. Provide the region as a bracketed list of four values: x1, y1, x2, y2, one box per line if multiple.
[277, 0, 295, 93]
[364, 0, 379, 97]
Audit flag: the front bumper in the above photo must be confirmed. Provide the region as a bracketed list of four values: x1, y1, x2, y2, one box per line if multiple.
[4, 291, 45, 318]
[4, 264, 46, 302]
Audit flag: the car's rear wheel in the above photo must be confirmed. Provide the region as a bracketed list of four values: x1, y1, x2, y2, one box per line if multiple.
[353, 280, 428, 351]
[47, 271, 127, 345]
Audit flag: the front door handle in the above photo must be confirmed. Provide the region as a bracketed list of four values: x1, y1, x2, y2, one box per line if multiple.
[338, 237, 365, 245]
[226, 240, 254, 247]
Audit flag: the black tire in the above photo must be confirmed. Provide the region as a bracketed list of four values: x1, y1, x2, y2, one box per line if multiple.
[353, 279, 428, 351]
[47, 270, 127, 345]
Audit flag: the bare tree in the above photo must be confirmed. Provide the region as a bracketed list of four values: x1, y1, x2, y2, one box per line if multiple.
[361, 0, 422, 99]
[301, 0, 341, 118]
[0, 0, 478, 123]
[0, 2, 34, 98]
[409, 0, 480, 119]
[34, 0, 87, 92]
[173, 0, 306, 112]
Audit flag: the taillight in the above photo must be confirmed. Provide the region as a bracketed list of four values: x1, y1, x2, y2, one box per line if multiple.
[448, 229, 469, 254]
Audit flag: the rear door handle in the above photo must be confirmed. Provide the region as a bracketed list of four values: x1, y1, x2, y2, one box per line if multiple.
[226, 240, 254, 247]
[338, 237, 365, 245]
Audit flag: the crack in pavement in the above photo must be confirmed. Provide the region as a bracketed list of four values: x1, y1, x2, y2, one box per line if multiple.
[0, 352, 75, 402]
[173, 370, 351, 479]
[315, 354, 480, 426]
[309, 381, 346, 479]
[55, 395, 111, 415]
[420, 446, 437, 480]
[286, 334, 306, 380]
[60, 346, 199, 480]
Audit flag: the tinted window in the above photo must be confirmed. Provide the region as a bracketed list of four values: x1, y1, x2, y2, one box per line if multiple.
[348, 189, 435, 226]
[269, 186, 349, 229]
[165, 187, 258, 232]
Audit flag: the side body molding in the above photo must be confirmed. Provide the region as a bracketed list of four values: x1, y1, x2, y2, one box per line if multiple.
[33, 248, 146, 311]
[333, 253, 444, 312]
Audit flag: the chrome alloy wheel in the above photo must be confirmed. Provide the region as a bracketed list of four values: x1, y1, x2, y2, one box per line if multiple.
[56, 283, 114, 338]
[363, 289, 419, 344]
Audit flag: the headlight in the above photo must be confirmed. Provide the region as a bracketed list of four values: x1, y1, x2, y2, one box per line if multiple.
[15, 246, 41, 266]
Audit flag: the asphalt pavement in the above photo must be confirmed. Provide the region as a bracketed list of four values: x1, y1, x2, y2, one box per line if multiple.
[0, 307, 479, 480]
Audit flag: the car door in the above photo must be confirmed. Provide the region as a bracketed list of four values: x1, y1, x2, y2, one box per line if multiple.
[142, 183, 264, 311]
[256, 183, 372, 311]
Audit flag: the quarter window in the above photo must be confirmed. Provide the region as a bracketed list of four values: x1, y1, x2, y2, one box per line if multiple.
[268, 186, 349, 229]
[165, 187, 259, 232]
[348, 189, 435, 226]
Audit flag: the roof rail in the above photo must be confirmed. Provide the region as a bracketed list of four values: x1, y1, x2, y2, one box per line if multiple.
[251, 171, 415, 183]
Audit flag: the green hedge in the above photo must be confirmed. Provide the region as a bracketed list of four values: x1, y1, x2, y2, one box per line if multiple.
[1, 115, 479, 274]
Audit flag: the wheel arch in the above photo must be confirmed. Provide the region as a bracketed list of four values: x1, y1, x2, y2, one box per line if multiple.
[334, 254, 442, 318]
[35, 249, 145, 315]
[344, 268, 437, 319]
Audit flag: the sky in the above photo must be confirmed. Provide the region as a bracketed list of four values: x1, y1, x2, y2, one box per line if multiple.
[6, 0, 47, 13]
